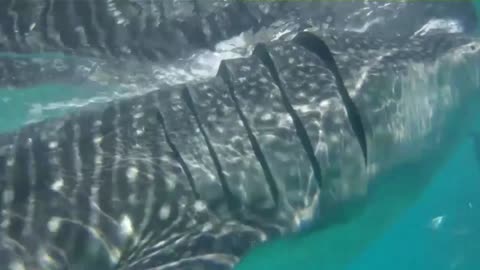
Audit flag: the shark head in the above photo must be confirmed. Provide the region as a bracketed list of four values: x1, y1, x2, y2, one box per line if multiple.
[235, 31, 480, 270]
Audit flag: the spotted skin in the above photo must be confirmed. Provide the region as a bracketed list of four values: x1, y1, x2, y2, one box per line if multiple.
[0, 0, 283, 60]
[1, 1, 478, 89]
[0, 0, 288, 88]
[1, 29, 480, 270]
[1, 0, 476, 59]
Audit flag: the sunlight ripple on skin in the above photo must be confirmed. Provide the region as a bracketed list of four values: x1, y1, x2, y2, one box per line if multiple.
[25, 23, 301, 123]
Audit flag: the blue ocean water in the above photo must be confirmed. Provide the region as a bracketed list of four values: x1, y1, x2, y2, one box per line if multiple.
[347, 131, 480, 270]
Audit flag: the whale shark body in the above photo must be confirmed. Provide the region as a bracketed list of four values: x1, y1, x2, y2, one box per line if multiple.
[0, 1, 480, 270]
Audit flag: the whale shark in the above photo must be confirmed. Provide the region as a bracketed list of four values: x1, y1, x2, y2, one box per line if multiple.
[0, 26, 479, 270]
[1, 1, 480, 270]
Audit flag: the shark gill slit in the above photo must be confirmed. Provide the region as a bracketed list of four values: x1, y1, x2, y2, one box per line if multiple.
[217, 61, 280, 208]
[181, 85, 241, 210]
[293, 32, 368, 165]
[155, 109, 201, 200]
[252, 43, 324, 189]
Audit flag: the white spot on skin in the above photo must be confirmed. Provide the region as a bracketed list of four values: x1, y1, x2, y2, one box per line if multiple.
[51, 178, 64, 191]
[165, 179, 176, 191]
[128, 194, 137, 205]
[261, 113, 273, 121]
[3, 189, 14, 204]
[201, 222, 213, 232]
[178, 196, 188, 210]
[259, 232, 267, 242]
[330, 135, 340, 143]
[6, 158, 14, 167]
[48, 141, 58, 149]
[47, 217, 62, 233]
[193, 200, 207, 212]
[259, 77, 268, 83]
[159, 205, 171, 220]
[126, 167, 139, 182]
[120, 215, 134, 237]
[95, 155, 102, 166]
[37, 248, 56, 267]
[93, 136, 102, 145]
[240, 65, 250, 72]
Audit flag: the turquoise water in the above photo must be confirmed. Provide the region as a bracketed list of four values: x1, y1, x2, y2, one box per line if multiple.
[348, 133, 480, 270]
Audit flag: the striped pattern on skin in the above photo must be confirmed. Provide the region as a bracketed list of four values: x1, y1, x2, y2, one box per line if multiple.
[0, 0, 284, 60]
[0, 29, 479, 270]
[1, 0, 477, 89]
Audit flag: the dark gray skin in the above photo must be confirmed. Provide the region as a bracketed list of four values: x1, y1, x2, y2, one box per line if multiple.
[0, 0, 478, 88]
[0, 27, 479, 270]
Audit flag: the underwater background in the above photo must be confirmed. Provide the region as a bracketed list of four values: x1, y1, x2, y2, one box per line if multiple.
[0, 2, 479, 270]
